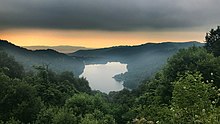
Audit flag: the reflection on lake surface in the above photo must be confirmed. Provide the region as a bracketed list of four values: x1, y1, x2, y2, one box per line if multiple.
[80, 62, 128, 93]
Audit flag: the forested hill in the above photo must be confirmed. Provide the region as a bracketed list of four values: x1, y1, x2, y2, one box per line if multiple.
[0, 40, 204, 88]
[72, 41, 202, 58]
[0, 40, 84, 76]
[71, 41, 204, 88]
[24, 45, 90, 53]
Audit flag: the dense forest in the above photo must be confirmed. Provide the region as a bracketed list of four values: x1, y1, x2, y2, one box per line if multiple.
[1, 27, 220, 124]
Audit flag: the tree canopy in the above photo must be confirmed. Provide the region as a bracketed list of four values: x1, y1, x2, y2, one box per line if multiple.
[205, 26, 220, 56]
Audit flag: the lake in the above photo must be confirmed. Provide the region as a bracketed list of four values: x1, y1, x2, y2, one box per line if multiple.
[80, 62, 128, 93]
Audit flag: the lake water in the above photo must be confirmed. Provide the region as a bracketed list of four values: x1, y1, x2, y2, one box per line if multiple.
[80, 62, 128, 93]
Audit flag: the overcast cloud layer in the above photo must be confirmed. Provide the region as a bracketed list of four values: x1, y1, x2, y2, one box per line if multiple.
[0, 0, 220, 31]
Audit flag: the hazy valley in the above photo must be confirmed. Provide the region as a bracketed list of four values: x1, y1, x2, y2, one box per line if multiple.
[0, 40, 203, 90]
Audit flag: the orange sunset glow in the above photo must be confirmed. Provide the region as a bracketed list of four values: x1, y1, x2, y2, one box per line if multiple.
[1, 29, 204, 48]
[0, 0, 219, 48]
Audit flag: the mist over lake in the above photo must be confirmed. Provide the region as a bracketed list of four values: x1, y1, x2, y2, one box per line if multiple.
[80, 62, 128, 93]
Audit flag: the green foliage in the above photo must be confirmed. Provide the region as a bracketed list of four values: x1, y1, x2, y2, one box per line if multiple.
[52, 108, 77, 124]
[35, 107, 77, 124]
[128, 106, 171, 124]
[4, 118, 21, 124]
[65, 93, 110, 117]
[0, 52, 93, 123]
[80, 114, 99, 124]
[170, 72, 218, 123]
[0, 51, 24, 79]
[163, 47, 217, 83]
[126, 46, 220, 123]
[25, 65, 91, 106]
[109, 89, 134, 106]
[1, 36, 220, 123]
[205, 26, 220, 56]
[108, 89, 136, 123]
[35, 107, 57, 124]
[58, 71, 91, 93]
[0, 40, 85, 76]
[81, 110, 115, 124]
[65, 93, 95, 116]
[0, 73, 42, 123]
[129, 72, 220, 124]
[151, 47, 220, 104]
[172, 72, 214, 109]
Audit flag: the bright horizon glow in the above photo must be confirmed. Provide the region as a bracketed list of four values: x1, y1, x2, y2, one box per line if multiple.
[0, 0, 218, 48]
[0, 28, 205, 48]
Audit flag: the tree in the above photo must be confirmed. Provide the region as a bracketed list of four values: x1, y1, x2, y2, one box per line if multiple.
[80, 110, 115, 124]
[52, 108, 77, 124]
[154, 47, 220, 104]
[58, 71, 91, 93]
[0, 51, 24, 79]
[35, 107, 56, 124]
[1, 118, 21, 124]
[170, 72, 220, 124]
[0, 75, 42, 123]
[205, 26, 220, 56]
[65, 93, 109, 116]
[35, 107, 77, 124]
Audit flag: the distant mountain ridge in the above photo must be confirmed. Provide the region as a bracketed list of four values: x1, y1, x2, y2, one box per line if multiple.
[0, 40, 204, 89]
[71, 41, 204, 88]
[72, 41, 202, 57]
[24, 45, 91, 54]
[0, 40, 84, 76]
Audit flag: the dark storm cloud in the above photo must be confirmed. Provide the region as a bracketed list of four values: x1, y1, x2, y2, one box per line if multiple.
[0, 0, 220, 31]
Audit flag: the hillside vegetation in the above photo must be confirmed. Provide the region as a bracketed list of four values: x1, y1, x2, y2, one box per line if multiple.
[1, 40, 202, 89]
[0, 40, 84, 76]
[0, 27, 220, 123]
[72, 41, 203, 88]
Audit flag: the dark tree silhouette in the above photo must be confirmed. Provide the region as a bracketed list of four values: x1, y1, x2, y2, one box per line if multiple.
[205, 26, 220, 56]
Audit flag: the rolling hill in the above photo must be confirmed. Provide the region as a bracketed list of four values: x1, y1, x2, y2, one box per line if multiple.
[0, 40, 84, 76]
[0, 40, 204, 89]
[24, 45, 91, 54]
[71, 41, 204, 88]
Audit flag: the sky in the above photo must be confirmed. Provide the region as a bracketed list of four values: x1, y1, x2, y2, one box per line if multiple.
[0, 0, 220, 48]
